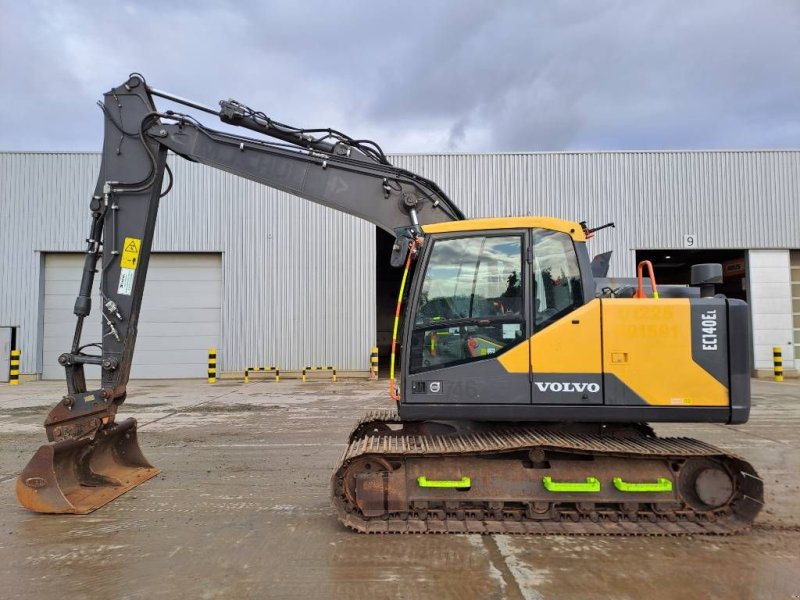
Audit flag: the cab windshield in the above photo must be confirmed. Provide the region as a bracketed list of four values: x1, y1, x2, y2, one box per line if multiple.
[409, 234, 524, 373]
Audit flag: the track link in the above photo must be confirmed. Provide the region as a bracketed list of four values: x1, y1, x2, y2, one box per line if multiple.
[331, 410, 763, 535]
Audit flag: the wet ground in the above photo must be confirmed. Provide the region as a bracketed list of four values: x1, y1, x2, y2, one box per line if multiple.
[0, 378, 798, 599]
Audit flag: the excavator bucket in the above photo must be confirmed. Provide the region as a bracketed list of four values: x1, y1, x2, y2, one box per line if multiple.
[16, 418, 159, 514]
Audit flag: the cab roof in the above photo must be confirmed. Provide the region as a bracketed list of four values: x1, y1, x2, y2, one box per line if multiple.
[421, 216, 586, 242]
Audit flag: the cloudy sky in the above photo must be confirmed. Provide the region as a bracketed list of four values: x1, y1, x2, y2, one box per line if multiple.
[1, 0, 798, 153]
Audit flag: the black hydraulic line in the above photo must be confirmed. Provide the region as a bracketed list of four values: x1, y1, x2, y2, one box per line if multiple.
[149, 116, 464, 230]
[139, 76, 464, 222]
[147, 86, 220, 117]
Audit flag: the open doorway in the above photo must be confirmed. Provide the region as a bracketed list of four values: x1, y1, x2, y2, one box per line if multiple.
[375, 228, 417, 375]
[635, 249, 747, 301]
[0, 326, 17, 382]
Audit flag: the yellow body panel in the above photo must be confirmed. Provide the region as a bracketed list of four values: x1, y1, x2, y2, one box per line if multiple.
[497, 336, 530, 374]
[497, 298, 728, 407]
[498, 301, 603, 375]
[422, 217, 586, 242]
[531, 300, 602, 374]
[602, 299, 728, 406]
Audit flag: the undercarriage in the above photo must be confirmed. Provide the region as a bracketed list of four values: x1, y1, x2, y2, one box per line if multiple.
[332, 410, 764, 535]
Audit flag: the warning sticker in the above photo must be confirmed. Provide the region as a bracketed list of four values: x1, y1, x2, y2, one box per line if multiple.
[120, 237, 142, 269]
[118, 268, 135, 295]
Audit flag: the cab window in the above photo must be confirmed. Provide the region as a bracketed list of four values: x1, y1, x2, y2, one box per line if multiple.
[409, 235, 524, 373]
[532, 229, 583, 329]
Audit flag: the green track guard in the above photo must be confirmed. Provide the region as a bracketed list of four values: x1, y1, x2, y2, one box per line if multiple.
[542, 476, 600, 493]
[417, 476, 471, 489]
[613, 477, 673, 493]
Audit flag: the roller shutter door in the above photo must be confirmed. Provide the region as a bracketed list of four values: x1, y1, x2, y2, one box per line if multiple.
[42, 253, 221, 379]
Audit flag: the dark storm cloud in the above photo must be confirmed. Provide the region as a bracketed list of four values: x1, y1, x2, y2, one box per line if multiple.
[1, 0, 798, 152]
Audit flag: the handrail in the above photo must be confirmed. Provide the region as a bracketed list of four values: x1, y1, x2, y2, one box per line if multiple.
[634, 260, 660, 299]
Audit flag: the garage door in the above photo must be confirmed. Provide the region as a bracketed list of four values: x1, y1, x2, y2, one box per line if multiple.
[43, 253, 221, 379]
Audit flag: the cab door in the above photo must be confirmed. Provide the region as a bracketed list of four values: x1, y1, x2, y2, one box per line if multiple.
[403, 230, 531, 404]
[529, 229, 603, 405]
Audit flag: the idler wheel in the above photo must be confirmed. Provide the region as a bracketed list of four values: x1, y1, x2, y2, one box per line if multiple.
[678, 458, 735, 511]
[341, 457, 393, 507]
[695, 468, 734, 508]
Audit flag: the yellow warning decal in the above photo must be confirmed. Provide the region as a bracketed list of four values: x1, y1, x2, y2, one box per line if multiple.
[120, 237, 142, 269]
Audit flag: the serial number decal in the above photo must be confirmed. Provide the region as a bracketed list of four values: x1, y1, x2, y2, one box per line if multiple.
[118, 268, 135, 295]
[700, 309, 718, 351]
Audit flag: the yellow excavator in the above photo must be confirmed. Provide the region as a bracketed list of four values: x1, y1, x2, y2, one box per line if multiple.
[17, 75, 763, 534]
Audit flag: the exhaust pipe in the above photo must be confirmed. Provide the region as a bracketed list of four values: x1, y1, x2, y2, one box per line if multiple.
[16, 418, 159, 514]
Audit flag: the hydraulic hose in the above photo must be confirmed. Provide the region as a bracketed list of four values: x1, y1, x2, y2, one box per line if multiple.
[389, 241, 417, 402]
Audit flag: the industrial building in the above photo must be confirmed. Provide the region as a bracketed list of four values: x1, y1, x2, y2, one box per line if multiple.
[1, 149, 798, 381]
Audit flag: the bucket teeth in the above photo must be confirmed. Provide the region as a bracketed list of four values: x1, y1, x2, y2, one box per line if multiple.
[16, 418, 160, 515]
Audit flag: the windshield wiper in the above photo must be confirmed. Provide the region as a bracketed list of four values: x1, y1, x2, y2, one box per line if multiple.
[414, 315, 521, 330]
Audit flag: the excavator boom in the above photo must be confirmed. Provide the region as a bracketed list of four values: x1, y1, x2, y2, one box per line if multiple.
[16, 74, 463, 514]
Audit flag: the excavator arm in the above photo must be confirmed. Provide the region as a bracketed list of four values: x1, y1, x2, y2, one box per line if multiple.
[17, 73, 463, 514]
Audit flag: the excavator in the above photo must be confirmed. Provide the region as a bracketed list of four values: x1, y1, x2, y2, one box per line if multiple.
[16, 74, 763, 534]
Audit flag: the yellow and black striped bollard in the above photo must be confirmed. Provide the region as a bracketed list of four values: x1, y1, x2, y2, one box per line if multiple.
[9, 349, 20, 386]
[208, 348, 217, 384]
[370, 346, 379, 380]
[773, 346, 783, 382]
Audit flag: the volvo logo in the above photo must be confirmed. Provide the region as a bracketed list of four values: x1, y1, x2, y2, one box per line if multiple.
[428, 381, 442, 393]
[535, 382, 600, 393]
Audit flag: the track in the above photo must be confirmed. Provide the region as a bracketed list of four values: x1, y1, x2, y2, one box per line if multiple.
[331, 410, 764, 535]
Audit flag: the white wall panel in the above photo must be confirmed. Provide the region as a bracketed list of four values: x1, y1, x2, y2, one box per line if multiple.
[747, 250, 795, 370]
[791, 251, 800, 370]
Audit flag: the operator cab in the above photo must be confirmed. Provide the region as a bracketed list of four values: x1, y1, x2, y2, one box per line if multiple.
[400, 217, 597, 418]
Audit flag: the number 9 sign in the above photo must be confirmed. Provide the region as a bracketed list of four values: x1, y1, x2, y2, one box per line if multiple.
[683, 234, 697, 248]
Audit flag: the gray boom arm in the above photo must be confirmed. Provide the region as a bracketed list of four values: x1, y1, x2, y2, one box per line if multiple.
[45, 74, 463, 443]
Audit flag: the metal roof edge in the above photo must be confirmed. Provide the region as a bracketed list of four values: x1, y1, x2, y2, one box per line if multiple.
[2, 148, 800, 158]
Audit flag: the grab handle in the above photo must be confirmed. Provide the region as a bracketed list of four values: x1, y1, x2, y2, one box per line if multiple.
[542, 476, 600, 492]
[613, 476, 673, 492]
[417, 476, 471, 489]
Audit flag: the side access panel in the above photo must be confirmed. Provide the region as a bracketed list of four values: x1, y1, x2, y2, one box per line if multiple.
[524, 300, 604, 404]
[406, 356, 531, 404]
[601, 298, 730, 408]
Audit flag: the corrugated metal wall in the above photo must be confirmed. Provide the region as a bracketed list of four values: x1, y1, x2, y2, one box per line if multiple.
[0, 153, 375, 374]
[392, 151, 800, 269]
[2, 150, 799, 375]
